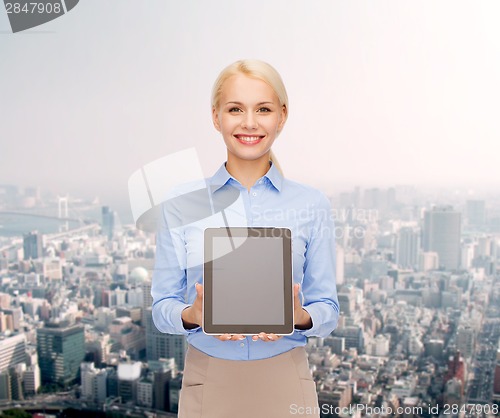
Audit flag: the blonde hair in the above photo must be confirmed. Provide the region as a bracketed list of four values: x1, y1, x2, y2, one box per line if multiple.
[211, 59, 287, 175]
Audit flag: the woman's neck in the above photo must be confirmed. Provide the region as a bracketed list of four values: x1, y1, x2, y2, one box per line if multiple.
[226, 154, 271, 191]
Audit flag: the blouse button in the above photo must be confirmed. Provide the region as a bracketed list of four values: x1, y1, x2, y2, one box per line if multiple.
[252, 192, 257, 197]
[240, 342, 245, 347]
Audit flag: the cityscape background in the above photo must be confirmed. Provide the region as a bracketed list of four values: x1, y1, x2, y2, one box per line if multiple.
[0, 183, 499, 417]
[1, 1, 500, 417]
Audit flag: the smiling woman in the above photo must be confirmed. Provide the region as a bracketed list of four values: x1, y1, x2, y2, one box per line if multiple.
[211, 61, 288, 188]
[151, 59, 339, 418]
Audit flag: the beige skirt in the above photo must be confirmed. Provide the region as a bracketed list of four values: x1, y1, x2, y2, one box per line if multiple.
[179, 344, 319, 418]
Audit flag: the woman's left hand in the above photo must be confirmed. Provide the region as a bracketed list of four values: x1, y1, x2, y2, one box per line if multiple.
[293, 283, 313, 330]
[251, 332, 283, 342]
[252, 284, 312, 342]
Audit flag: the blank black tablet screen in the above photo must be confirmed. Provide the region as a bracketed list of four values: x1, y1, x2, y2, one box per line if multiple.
[204, 227, 293, 335]
[211, 236, 284, 325]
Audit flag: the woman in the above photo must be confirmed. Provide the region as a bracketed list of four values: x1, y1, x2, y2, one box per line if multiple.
[151, 59, 339, 418]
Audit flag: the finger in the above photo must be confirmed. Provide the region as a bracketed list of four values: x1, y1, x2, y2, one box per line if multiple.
[260, 333, 282, 342]
[258, 332, 268, 341]
[213, 334, 245, 341]
[195, 282, 203, 299]
[264, 333, 282, 342]
[267, 333, 282, 341]
[252, 332, 265, 341]
[231, 334, 245, 341]
[294, 284, 301, 307]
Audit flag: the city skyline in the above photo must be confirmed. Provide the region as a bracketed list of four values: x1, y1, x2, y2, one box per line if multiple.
[0, 181, 499, 414]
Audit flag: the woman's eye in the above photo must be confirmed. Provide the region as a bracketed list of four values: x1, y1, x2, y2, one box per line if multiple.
[258, 107, 271, 113]
[229, 107, 242, 112]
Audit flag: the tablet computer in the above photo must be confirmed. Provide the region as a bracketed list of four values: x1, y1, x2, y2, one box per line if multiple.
[203, 227, 294, 335]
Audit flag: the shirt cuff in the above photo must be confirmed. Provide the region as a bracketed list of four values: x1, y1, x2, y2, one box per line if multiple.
[170, 303, 201, 335]
[294, 304, 319, 338]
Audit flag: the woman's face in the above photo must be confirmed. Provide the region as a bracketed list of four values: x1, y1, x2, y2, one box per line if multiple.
[212, 74, 287, 165]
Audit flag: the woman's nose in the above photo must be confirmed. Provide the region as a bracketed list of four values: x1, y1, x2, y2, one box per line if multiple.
[241, 113, 258, 129]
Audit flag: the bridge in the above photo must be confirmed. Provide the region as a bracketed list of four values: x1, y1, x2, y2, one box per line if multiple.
[0, 211, 88, 223]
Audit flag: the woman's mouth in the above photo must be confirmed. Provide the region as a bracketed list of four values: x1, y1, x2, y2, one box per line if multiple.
[234, 135, 264, 145]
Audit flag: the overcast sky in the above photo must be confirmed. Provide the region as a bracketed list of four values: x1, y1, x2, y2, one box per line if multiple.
[1, 1, 500, 212]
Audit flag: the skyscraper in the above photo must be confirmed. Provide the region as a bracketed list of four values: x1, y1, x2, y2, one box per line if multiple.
[101, 206, 115, 240]
[23, 230, 43, 260]
[37, 321, 85, 387]
[396, 227, 420, 269]
[423, 206, 461, 271]
[145, 308, 186, 370]
[0, 333, 26, 373]
[143, 279, 186, 370]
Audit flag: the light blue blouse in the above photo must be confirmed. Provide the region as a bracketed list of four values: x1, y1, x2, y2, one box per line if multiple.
[151, 162, 339, 360]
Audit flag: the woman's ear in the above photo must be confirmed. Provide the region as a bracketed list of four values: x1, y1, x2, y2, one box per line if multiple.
[278, 104, 288, 131]
[212, 106, 221, 132]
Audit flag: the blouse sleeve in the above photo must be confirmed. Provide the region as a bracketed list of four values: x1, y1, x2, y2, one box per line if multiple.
[151, 199, 200, 335]
[295, 191, 340, 338]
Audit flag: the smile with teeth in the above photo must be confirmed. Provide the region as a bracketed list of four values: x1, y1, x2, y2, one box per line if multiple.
[235, 135, 264, 144]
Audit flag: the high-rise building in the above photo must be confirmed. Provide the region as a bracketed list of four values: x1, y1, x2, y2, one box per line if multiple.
[117, 362, 141, 403]
[423, 206, 461, 271]
[102, 206, 116, 240]
[466, 200, 486, 227]
[332, 326, 364, 353]
[145, 308, 186, 370]
[23, 230, 43, 260]
[425, 339, 444, 360]
[324, 336, 345, 355]
[456, 326, 475, 359]
[168, 375, 182, 414]
[80, 362, 107, 404]
[396, 227, 420, 269]
[143, 280, 186, 370]
[37, 322, 85, 387]
[0, 371, 11, 400]
[150, 358, 176, 412]
[0, 333, 27, 373]
[9, 365, 24, 401]
[23, 364, 41, 395]
[444, 351, 465, 397]
[137, 377, 154, 408]
[81, 362, 95, 399]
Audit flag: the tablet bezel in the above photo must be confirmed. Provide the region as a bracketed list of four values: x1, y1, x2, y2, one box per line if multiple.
[203, 227, 294, 335]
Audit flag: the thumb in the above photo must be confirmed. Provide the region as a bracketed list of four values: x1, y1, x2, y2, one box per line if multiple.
[294, 283, 300, 297]
[195, 282, 204, 298]
[294, 283, 301, 304]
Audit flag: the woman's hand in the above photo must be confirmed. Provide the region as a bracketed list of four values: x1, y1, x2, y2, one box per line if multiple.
[251, 332, 282, 342]
[182, 283, 312, 337]
[293, 283, 313, 330]
[223, 284, 311, 341]
[181, 282, 203, 330]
